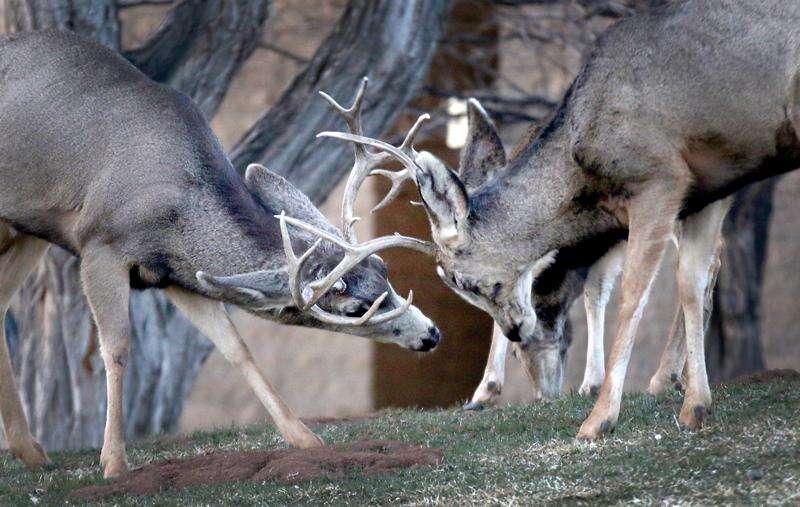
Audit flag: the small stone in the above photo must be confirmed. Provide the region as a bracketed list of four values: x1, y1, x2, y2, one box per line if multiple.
[746, 468, 764, 481]
[654, 433, 662, 441]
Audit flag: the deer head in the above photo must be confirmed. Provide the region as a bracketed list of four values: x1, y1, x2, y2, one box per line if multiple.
[317, 81, 571, 389]
[201, 79, 441, 351]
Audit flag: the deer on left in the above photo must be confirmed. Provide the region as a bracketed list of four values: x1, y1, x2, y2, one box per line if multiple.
[0, 30, 440, 478]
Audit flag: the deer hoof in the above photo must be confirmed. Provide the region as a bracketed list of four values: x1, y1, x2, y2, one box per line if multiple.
[679, 404, 708, 430]
[101, 454, 129, 479]
[289, 429, 325, 449]
[578, 383, 601, 397]
[577, 415, 615, 441]
[647, 373, 673, 396]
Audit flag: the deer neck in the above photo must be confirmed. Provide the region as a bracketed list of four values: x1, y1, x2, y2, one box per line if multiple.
[470, 122, 622, 268]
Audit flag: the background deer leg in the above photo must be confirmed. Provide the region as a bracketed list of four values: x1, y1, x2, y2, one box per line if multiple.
[676, 198, 731, 429]
[464, 324, 509, 410]
[577, 182, 681, 440]
[648, 304, 687, 395]
[0, 231, 49, 469]
[579, 241, 624, 396]
[79, 246, 131, 478]
[165, 287, 323, 448]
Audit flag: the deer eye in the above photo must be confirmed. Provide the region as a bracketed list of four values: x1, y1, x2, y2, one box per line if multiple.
[332, 279, 347, 294]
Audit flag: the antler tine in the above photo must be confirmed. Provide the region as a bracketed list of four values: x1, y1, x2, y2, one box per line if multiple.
[367, 112, 431, 213]
[320, 77, 393, 244]
[398, 112, 430, 153]
[277, 212, 422, 326]
[285, 217, 433, 308]
[278, 211, 322, 310]
[319, 76, 368, 137]
[305, 288, 414, 326]
[319, 112, 431, 215]
[369, 168, 410, 213]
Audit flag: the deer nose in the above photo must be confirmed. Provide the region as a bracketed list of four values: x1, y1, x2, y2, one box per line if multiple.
[416, 326, 440, 352]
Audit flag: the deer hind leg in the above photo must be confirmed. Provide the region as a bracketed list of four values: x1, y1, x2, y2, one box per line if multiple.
[579, 241, 624, 397]
[0, 230, 50, 469]
[464, 324, 510, 410]
[79, 245, 132, 478]
[648, 303, 687, 395]
[676, 198, 731, 429]
[577, 181, 682, 440]
[648, 229, 722, 396]
[165, 286, 323, 448]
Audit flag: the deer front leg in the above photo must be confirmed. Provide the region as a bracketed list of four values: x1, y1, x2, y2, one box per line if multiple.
[80, 246, 132, 478]
[165, 287, 323, 448]
[0, 233, 50, 469]
[465, 324, 510, 410]
[579, 242, 624, 396]
[676, 198, 730, 429]
[577, 183, 680, 440]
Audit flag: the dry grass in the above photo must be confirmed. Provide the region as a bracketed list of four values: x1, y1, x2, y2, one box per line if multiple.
[1, 371, 798, 505]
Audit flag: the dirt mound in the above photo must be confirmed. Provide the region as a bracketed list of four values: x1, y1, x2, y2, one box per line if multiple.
[722, 368, 800, 386]
[70, 440, 442, 502]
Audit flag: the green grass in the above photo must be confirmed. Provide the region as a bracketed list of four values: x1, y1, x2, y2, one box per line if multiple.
[2, 374, 799, 505]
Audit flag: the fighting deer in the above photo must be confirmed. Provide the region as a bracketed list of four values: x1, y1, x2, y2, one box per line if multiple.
[322, 0, 799, 439]
[0, 30, 439, 478]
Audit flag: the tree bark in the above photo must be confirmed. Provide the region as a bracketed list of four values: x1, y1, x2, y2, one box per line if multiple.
[230, 0, 452, 204]
[3, 0, 449, 450]
[125, 0, 269, 118]
[705, 180, 775, 381]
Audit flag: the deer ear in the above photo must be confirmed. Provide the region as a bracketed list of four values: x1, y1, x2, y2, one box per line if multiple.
[245, 164, 338, 235]
[196, 269, 291, 308]
[458, 99, 506, 191]
[414, 151, 470, 247]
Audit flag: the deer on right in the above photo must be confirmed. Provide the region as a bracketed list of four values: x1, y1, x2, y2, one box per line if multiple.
[464, 230, 724, 410]
[322, 0, 800, 439]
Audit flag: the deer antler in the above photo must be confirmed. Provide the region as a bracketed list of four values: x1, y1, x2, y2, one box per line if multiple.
[277, 212, 425, 326]
[318, 77, 430, 240]
[273, 79, 437, 327]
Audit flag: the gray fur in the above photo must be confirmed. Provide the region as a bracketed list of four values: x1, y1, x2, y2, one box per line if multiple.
[0, 30, 437, 349]
[419, 0, 800, 368]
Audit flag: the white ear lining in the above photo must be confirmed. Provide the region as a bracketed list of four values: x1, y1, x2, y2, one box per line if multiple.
[436, 224, 460, 245]
[516, 250, 558, 308]
[524, 250, 558, 279]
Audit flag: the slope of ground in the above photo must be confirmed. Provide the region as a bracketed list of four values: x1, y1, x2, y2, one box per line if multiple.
[1, 371, 798, 505]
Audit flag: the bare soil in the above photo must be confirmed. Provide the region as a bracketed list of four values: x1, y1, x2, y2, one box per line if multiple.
[70, 440, 442, 502]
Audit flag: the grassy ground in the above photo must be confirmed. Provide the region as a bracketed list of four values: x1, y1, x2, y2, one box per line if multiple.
[1, 373, 798, 505]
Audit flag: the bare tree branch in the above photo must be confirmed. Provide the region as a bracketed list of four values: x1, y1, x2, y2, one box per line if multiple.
[125, 0, 270, 118]
[230, 0, 452, 205]
[256, 40, 309, 65]
[5, 0, 121, 47]
[117, 0, 173, 8]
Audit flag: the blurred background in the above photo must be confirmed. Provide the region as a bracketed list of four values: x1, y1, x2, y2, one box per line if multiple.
[1, 0, 798, 450]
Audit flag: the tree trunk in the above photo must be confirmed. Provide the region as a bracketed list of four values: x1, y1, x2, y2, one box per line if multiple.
[230, 0, 452, 203]
[705, 181, 775, 381]
[3, 0, 449, 450]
